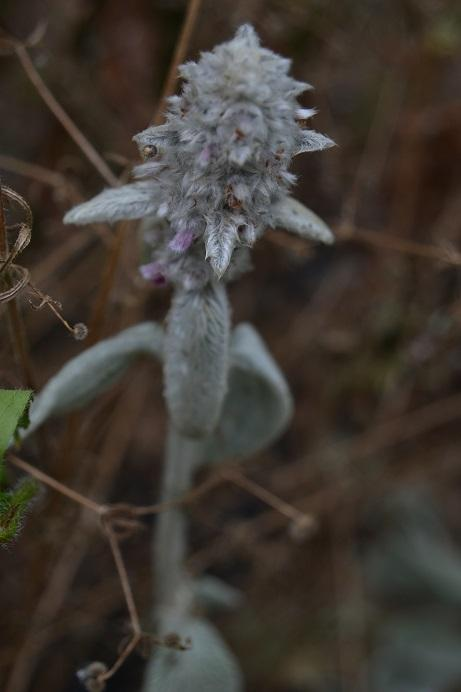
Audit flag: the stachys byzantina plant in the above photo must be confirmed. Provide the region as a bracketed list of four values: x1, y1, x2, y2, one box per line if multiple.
[26, 25, 335, 692]
[64, 24, 334, 284]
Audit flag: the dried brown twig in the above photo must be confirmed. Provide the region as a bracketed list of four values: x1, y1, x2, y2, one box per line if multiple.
[8, 454, 312, 535]
[0, 154, 70, 191]
[0, 26, 119, 188]
[0, 184, 87, 341]
[51, 0, 204, 468]
[0, 184, 31, 303]
[8, 450, 311, 687]
[337, 224, 461, 268]
[152, 0, 204, 124]
[4, 373, 151, 692]
[220, 467, 317, 537]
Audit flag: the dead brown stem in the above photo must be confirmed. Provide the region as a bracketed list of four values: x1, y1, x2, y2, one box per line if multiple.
[338, 224, 461, 267]
[0, 154, 69, 190]
[221, 467, 316, 532]
[5, 299, 37, 389]
[339, 68, 406, 228]
[5, 373, 150, 692]
[97, 523, 142, 681]
[153, 0, 204, 124]
[133, 472, 224, 516]
[273, 390, 461, 493]
[0, 185, 37, 390]
[14, 44, 119, 188]
[85, 221, 131, 345]
[9, 455, 102, 514]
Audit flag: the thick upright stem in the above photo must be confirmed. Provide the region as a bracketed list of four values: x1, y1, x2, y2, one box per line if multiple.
[154, 424, 204, 612]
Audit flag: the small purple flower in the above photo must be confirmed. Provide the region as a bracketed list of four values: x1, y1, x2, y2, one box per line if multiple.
[168, 229, 195, 253]
[139, 261, 168, 286]
[64, 25, 335, 282]
[198, 145, 211, 166]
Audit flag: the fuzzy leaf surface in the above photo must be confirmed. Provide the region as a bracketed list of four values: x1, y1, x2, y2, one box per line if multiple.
[193, 576, 243, 612]
[204, 323, 293, 463]
[27, 323, 163, 435]
[0, 477, 38, 545]
[271, 195, 334, 244]
[143, 615, 243, 692]
[295, 129, 335, 154]
[64, 182, 159, 225]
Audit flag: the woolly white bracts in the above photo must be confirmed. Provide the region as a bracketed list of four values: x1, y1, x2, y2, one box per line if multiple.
[64, 24, 335, 287]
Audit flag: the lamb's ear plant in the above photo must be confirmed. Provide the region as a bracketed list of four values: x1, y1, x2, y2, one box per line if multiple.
[28, 25, 334, 690]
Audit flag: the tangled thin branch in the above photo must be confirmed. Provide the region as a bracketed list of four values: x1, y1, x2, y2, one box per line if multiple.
[0, 184, 87, 340]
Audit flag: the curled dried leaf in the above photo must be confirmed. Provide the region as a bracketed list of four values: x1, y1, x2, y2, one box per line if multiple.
[0, 185, 33, 304]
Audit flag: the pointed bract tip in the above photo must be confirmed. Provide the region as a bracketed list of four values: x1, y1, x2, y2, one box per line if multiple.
[296, 130, 336, 155]
[205, 226, 237, 280]
[271, 195, 335, 246]
[235, 24, 260, 46]
[63, 209, 74, 225]
[323, 135, 336, 149]
[208, 254, 230, 280]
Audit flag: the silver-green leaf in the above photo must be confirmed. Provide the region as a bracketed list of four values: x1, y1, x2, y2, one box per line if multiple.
[271, 195, 334, 244]
[64, 182, 159, 225]
[205, 323, 293, 463]
[143, 615, 243, 692]
[193, 575, 243, 612]
[26, 322, 163, 435]
[295, 129, 335, 154]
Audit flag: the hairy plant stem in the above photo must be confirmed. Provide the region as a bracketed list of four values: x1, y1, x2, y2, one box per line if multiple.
[155, 423, 204, 614]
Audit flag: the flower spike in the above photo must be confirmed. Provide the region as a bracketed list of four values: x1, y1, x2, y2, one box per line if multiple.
[64, 25, 335, 286]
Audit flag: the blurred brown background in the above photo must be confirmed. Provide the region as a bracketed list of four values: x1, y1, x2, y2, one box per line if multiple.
[1, 1, 461, 691]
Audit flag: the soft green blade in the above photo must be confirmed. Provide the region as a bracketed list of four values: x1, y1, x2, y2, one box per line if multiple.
[0, 389, 35, 545]
[0, 389, 33, 463]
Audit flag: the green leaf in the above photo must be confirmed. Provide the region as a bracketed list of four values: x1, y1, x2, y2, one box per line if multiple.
[0, 389, 33, 463]
[0, 477, 38, 544]
[0, 389, 36, 545]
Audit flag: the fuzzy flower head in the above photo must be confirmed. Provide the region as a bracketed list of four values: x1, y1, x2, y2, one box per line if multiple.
[65, 25, 335, 287]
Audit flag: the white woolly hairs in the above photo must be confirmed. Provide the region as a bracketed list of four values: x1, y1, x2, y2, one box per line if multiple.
[204, 323, 294, 463]
[26, 323, 164, 435]
[64, 25, 335, 292]
[144, 616, 243, 692]
[164, 282, 230, 437]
